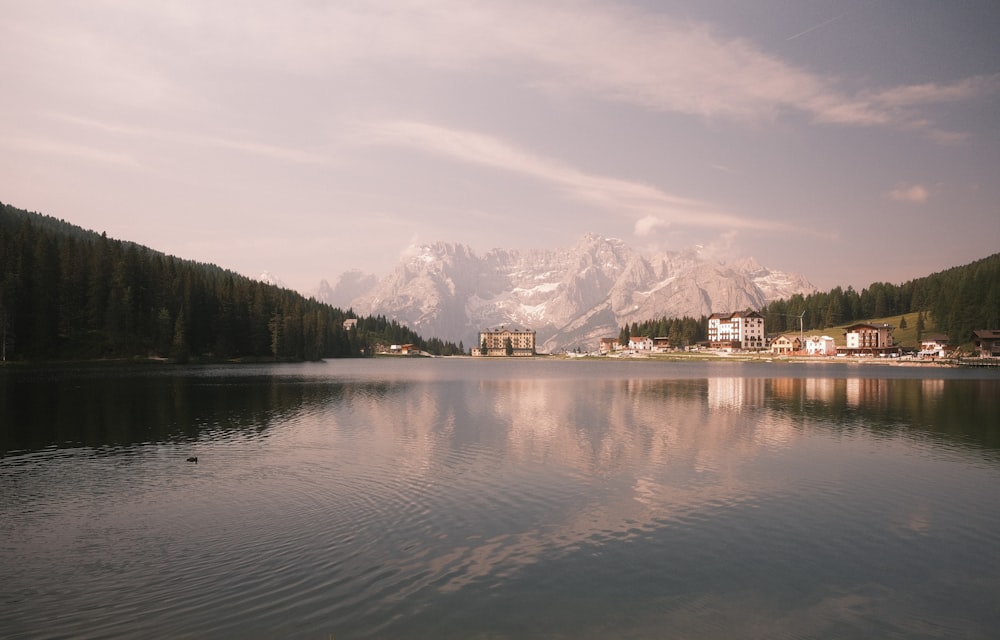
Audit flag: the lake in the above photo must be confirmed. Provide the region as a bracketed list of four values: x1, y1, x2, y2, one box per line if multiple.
[2, 358, 999, 639]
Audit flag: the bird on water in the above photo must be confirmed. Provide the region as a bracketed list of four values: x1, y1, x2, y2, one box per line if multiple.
[186, 456, 198, 463]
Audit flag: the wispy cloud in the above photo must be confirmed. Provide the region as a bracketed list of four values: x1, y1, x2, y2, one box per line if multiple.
[2, 135, 140, 168]
[867, 75, 1000, 107]
[241, 1, 990, 138]
[14, 1, 992, 142]
[49, 113, 332, 165]
[360, 120, 790, 235]
[886, 183, 931, 204]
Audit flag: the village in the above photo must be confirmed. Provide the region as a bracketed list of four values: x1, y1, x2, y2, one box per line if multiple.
[458, 312, 1000, 363]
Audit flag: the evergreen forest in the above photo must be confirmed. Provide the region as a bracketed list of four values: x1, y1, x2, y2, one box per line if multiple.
[759, 252, 1000, 344]
[0, 203, 462, 362]
[621, 252, 1000, 348]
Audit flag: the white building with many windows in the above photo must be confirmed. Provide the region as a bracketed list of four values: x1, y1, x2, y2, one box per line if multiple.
[708, 310, 765, 350]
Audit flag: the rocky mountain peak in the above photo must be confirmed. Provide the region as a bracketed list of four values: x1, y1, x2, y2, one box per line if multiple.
[321, 235, 816, 352]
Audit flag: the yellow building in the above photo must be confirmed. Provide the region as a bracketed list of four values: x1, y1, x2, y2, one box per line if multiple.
[476, 325, 536, 356]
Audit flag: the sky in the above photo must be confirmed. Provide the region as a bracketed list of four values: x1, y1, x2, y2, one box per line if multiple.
[2, 0, 998, 293]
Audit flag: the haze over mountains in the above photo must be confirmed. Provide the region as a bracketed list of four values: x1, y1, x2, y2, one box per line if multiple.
[312, 235, 816, 352]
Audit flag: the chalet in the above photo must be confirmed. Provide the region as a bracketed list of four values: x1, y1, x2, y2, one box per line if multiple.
[804, 335, 837, 356]
[599, 337, 619, 355]
[476, 325, 536, 357]
[972, 329, 1000, 357]
[343, 318, 358, 331]
[770, 334, 801, 355]
[842, 323, 899, 356]
[652, 337, 671, 352]
[628, 336, 653, 351]
[919, 334, 950, 358]
[708, 310, 765, 350]
[390, 343, 417, 355]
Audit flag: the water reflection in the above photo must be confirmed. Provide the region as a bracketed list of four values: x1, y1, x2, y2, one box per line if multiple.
[0, 366, 413, 454]
[2, 362, 999, 639]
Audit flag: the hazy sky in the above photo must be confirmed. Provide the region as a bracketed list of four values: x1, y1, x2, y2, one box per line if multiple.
[3, 0, 998, 293]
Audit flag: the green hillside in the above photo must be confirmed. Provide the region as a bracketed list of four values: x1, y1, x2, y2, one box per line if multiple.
[1, 202, 461, 362]
[809, 311, 938, 350]
[763, 253, 1000, 348]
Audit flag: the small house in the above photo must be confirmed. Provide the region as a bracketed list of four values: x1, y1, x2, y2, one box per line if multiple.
[599, 337, 619, 355]
[972, 329, 1000, 357]
[919, 334, 950, 358]
[628, 336, 653, 351]
[804, 335, 837, 356]
[652, 337, 671, 352]
[770, 334, 801, 355]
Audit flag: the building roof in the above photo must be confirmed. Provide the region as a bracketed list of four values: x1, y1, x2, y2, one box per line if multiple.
[773, 334, 800, 342]
[709, 310, 762, 320]
[844, 322, 894, 331]
[482, 324, 534, 333]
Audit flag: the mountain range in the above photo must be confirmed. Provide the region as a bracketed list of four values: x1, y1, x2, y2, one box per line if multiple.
[312, 234, 816, 353]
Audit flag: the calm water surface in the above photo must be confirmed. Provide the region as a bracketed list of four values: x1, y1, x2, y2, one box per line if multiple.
[2, 359, 999, 639]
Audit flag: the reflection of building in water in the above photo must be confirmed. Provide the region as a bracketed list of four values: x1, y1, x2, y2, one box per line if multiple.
[804, 377, 836, 403]
[767, 377, 836, 405]
[921, 378, 945, 398]
[845, 378, 891, 407]
[708, 377, 765, 410]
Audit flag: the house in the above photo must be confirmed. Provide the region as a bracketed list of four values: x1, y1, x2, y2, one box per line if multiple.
[919, 334, 950, 358]
[390, 343, 417, 355]
[652, 337, 671, 352]
[972, 329, 1000, 357]
[708, 310, 765, 350]
[343, 318, 358, 331]
[628, 336, 653, 351]
[599, 337, 619, 355]
[770, 334, 801, 355]
[475, 325, 536, 357]
[804, 335, 837, 356]
[843, 323, 899, 356]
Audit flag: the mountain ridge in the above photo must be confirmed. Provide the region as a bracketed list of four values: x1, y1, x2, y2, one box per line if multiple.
[315, 234, 817, 352]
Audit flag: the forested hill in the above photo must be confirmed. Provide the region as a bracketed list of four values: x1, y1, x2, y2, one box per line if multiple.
[761, 252, 1000, 342]
[0, 202, 461, 361]
[619, 253, 999, 350]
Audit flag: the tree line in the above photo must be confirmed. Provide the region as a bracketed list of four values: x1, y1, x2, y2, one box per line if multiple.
[618, 315, 707, 347]
[761, 252, 1000, 343]
[618, 252, 1000, 347]
[0, 202, 461, 361]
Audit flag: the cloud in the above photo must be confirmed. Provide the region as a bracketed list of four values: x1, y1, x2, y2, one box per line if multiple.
[361, 120, 790, 233]
[867, 75, 1000, 108]
[36, 1, 989, 139]
[49, 113, 332, 165]
[634, 215, 670, 236]
[886, 183, 930, 204]
[2, 135, 140, 168]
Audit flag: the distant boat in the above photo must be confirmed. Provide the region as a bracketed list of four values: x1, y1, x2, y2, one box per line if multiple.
[186, 456, 198, 463]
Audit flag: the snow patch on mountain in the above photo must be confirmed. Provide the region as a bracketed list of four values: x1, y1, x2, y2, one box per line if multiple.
[331, 235, 816, 352]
